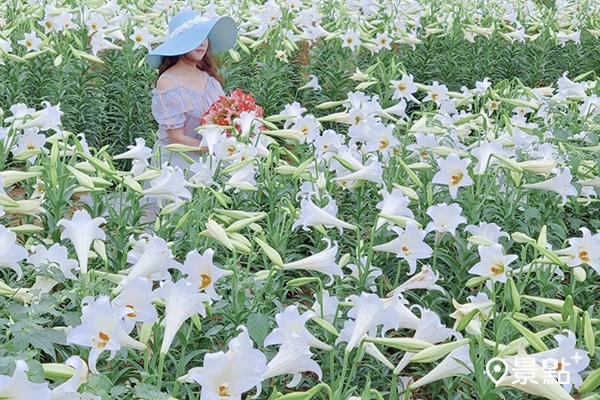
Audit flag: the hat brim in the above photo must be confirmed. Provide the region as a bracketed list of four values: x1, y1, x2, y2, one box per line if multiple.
[146, 16, 237, 68]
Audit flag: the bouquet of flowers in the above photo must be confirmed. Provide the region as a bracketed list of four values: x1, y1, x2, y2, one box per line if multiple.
[200, 88, 264, 136]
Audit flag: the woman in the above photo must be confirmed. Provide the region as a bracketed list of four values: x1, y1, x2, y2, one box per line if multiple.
[146, 10, 237, 171]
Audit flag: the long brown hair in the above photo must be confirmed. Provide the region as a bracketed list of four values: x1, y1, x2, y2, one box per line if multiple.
[156, 44, 224, 85]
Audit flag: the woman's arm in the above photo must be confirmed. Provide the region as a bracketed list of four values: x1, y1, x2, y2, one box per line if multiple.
[166, 127, 201, 147]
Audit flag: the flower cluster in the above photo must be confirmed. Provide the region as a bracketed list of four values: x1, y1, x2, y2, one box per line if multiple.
[200, 88, 264, 136]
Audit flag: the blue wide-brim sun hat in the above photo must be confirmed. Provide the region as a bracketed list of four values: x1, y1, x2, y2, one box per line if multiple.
[146, 10, 237, 68]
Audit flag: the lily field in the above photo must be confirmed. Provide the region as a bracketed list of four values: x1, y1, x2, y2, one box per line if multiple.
[1, 0, 600, 399]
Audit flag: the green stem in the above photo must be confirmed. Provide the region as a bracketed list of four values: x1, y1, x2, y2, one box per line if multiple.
[156, 353, 165, 391]
[390, 373, 398, 400]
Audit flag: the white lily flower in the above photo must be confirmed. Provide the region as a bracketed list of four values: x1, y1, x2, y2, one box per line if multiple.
[112, 276, 158, 332]
[338, 292, 399, 351]
[262, 334, 322, 387]
[0, 360, 50, 399]
[120, 234, 182, 282]
[178, 248, 231, 300]
[409, 344, 473, 389]
[282, 238, 343, 284]
[57, 210, 105, 275]
[265, 305, 332, 350]
[530, 330, 590, 392]
[184, 326, 268, 399]
[66, 296, 146, 374]
[394, 310, 459, 374]
[522, 167, 577, 206]
[292, 194, 357, 233]
[49, 356, 97, 399]
[154, 279, 211, 354]
[498, 344, 573, 400]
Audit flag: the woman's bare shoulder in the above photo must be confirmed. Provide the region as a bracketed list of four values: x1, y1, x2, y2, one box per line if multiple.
[155, 75, 178, 91]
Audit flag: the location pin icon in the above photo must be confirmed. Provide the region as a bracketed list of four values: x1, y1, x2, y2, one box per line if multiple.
[485, 357, 509, 385]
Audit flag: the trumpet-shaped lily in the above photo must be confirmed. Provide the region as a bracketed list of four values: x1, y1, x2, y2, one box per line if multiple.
[468, 244, 518, 283]
[262, 334, 322, 387]
[375, 188, 414, 230]
[425, 202, 467, 239]
[522, 167, 577, 206]
[465, 222, 509, 248]
[66, 296, 146, 374]
[338, 322, 395, 369]
[390, 74, 419, 103]
[311, 289, 340, 323]
[178, 248, 231, 300]
[530, 330, 590, 392]
[120, 234, 183, 282]
[498, 344, 574, 400]
[142, 165, 192, 206]
[432, 153, 473, 199]
[372, 222, 433, 275]
[394, 310, 459, 374]
[112, 276, 158, 332]
[0, 225, 28, 279]
[184, 326, 267, 400]
[27, 243, 78, 294]
[154, 279, 211, 354]
[396, 264, 444, 294]
[0, 360, 51, 400]
[49, 356, 99, 399]
[410, 344, 473, 389]
[470, 140, 510, 174]
[292, 194, 357, 233]
[337, 292, 399, 351]
[449, 292, 494, 336]
[556, 227, 600, 274]
[264, 305, 332, 350]
[282, 238, 343, 284]
[113, 138, 152, 176]
[333, 159, 384, 186]
[57, 209, 105, 275]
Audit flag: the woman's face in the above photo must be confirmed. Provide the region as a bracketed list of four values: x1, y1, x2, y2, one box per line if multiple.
[184, 38, 209, 62]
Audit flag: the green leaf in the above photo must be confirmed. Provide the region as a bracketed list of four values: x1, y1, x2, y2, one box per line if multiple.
[247, 312, 270, 347]
[134, 384, 172, 400]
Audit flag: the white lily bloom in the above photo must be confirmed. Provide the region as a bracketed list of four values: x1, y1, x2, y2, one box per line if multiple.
[394, 310, 459, 374]
[155, 279, 211, 355]
[49, 356, 97, 400]
[0, 360, 50, 399]
[375, 188, 414, 230]
[264, 305, 332, 350]
[338, 292, 399, 351]
[292, 194, 357, 233]
[184, 326, 268, 399]
[120, 234, 182, 282]
[498, 344, 573, 400]
[282, 238, 343, 284]
[262, 334, 322, 387]
[530, 330, 590, 392]
[409, 344, 473, 389]
[0, 225, 28, 280]
[112, 276, 158, 332]
[178, 248, 231, 300]
[522, 167, 577, 206]
[57, 210, 105, 275]
[66, 296, 146, 374]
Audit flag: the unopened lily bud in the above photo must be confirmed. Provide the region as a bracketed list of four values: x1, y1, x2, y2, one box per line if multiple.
[365, 337, 433, 352]
[93, 239, 107, 263]
[467, 235, 496, 246]
[411, 338, 471, 363]
[338, 253, 351, 268]
[573, 266, 586, 282]
[42, 363, 76, 381]
[511, 232, 536, 243]
[255, 238, 284, 267]
[133, 168, 162, 182]
[518, 160, 557, 174]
